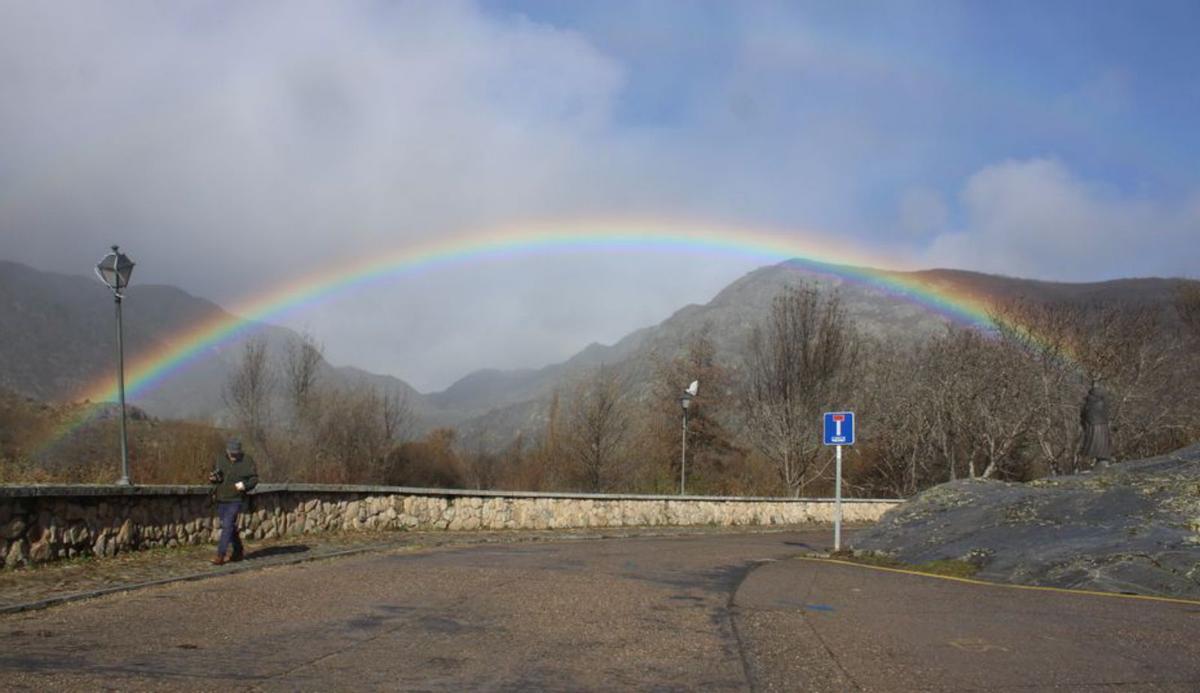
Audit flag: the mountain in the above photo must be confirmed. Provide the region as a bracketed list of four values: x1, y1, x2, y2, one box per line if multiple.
[445, 262, 1193, 449]
[1, 258, 1191, 449]
[0, 261, 432, 424]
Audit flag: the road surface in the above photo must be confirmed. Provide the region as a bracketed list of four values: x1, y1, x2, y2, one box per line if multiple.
[1, 531, 1197, 690]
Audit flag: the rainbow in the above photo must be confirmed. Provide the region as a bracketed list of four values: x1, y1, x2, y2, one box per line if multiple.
[34, 219, 1065, 453]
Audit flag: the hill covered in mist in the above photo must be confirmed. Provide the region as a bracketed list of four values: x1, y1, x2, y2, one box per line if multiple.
[444, 262, 1191, 450]
[0, 260, 425, 424]
[0, 258, 1190, 450]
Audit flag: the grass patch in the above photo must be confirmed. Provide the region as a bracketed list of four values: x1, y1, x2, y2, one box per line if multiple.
[916, 559, 980, 578]
[832, 551, 980, 579]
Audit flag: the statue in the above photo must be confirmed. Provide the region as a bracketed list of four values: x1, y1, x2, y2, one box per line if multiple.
[1080, 381, 1114, 470]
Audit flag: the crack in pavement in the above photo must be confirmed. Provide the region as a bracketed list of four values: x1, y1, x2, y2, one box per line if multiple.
[724, 561, 765, 693]
[795, 559, 864, 692]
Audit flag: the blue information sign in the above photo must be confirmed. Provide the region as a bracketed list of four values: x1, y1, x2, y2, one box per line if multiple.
[823, 411, 855, 446]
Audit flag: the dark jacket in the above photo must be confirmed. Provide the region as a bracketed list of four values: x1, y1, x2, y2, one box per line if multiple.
[211, 454, 259, 503]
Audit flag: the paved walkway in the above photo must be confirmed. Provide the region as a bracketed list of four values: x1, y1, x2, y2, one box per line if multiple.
[2, 530, 1197, 691]
[0, 525, 810, 614]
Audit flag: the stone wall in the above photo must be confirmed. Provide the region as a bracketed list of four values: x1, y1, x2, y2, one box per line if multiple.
[0, 484, 901, 569]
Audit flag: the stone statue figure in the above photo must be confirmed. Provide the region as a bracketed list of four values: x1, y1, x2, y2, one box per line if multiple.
[1080, 382, 1114, 470]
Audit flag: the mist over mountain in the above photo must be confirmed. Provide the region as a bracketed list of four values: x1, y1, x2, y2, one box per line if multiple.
[429, 261, 1191, 449]
[0, 260, 428, 424]
[0, 258, 1189, 448]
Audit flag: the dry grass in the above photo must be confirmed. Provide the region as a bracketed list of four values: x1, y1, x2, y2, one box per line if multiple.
[837, 551, 981, 579]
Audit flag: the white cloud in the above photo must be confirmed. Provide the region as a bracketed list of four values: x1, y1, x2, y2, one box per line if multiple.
[898, 187, 949, 238]
[0, 1, 766, 391]
[924, 158, 1200, 280]
[3, 3, 1194, 393]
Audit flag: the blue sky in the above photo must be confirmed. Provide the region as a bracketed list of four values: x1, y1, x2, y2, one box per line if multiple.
[2, 1, 1198, 389]
[486, 0, 1200, 230]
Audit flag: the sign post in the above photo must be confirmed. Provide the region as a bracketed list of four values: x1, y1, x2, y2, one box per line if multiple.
[822, 411, 855, 552]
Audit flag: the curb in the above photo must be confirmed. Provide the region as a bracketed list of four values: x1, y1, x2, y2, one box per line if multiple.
[797, 556, 1200, 606]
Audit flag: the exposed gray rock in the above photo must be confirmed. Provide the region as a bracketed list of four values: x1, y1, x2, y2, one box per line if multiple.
[852, 443, 1200, 598]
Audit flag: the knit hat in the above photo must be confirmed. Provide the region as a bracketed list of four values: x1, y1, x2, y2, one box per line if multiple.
[225, 438, 244, 455]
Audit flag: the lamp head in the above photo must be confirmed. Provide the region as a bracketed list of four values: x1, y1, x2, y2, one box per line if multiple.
[95, 245, 135, 297]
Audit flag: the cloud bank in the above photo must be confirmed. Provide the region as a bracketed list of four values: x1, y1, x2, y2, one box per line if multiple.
[924, 158, 1200, 281]
[2, 2, 1196, 390]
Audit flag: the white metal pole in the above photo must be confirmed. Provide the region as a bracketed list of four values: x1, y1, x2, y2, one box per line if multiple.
[834, 444, 843, 552]
[115, 294, 130, 485]
[680, 409, 687, 495]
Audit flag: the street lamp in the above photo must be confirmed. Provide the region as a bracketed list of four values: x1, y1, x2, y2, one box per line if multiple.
[679, 380, 698, 495]
[95, 245, 135, 486]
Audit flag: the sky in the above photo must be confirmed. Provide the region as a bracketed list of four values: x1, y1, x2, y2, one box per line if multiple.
[2, 1, 1198, 392]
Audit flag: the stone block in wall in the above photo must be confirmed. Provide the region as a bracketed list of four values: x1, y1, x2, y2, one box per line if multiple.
[92, 533, 108, 558]
[116, 518, 134, 547]
[5, 538, 28, 568]
[5, 517, 26, 540]
[29, 538, 51, 563]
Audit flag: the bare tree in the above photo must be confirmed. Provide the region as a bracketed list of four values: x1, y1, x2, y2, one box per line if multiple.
[563, 366, 628, 492]
[514, 391, 563, 492]
[967, 335, 1038, 479]
[283, 332, 323, 434]
[988, 296, 1196, 475]
[1093, 305, 1195, 460]
[311, 381, 410, 483]
[382, 428, 465, 488]
[1177, 283, 1200, 340]
[740, 285, 859, 496]
[630, 328, 740, 494]
[223, 336, 275, 468]
[380, 387, 413, 444]
[856, 341, 936, 497]
[992, 299, 1095, 475]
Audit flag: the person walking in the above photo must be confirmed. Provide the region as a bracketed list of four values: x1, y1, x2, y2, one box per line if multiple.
[209, 438, 259, 565]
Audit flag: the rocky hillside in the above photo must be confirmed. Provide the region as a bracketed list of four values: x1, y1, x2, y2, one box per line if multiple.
[447, 263, 1191, 449]
[851, 444, 1200, 598]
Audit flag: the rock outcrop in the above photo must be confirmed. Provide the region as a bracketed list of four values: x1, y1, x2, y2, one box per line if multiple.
[852, 444, 1200, 598]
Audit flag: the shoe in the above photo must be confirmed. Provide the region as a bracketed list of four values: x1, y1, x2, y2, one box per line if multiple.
[211, 556, 226, 566]
[230, 551, 244, 562]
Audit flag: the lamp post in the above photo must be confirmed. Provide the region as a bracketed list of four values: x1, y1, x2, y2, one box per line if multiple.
[95, 245, 135, 486]
[679, 380, 698, 495]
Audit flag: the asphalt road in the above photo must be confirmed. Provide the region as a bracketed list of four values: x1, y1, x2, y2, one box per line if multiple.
[1, 531, 1198, 691]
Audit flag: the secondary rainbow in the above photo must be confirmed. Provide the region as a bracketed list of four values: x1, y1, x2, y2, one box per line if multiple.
[38, 219, 1034, 451]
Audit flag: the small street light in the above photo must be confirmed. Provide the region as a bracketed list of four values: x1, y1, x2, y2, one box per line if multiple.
[679, 380, 698, 495]
[95, 245, 135, 486]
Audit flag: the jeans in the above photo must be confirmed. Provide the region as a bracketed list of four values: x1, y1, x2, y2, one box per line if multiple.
[216, 500, 244, 558]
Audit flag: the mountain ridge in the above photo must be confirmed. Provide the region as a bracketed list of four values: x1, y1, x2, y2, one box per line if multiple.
[1, 258, 1192, 446]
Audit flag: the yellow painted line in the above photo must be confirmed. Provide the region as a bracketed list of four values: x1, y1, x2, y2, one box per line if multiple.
[797, 557, 1200, 607]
